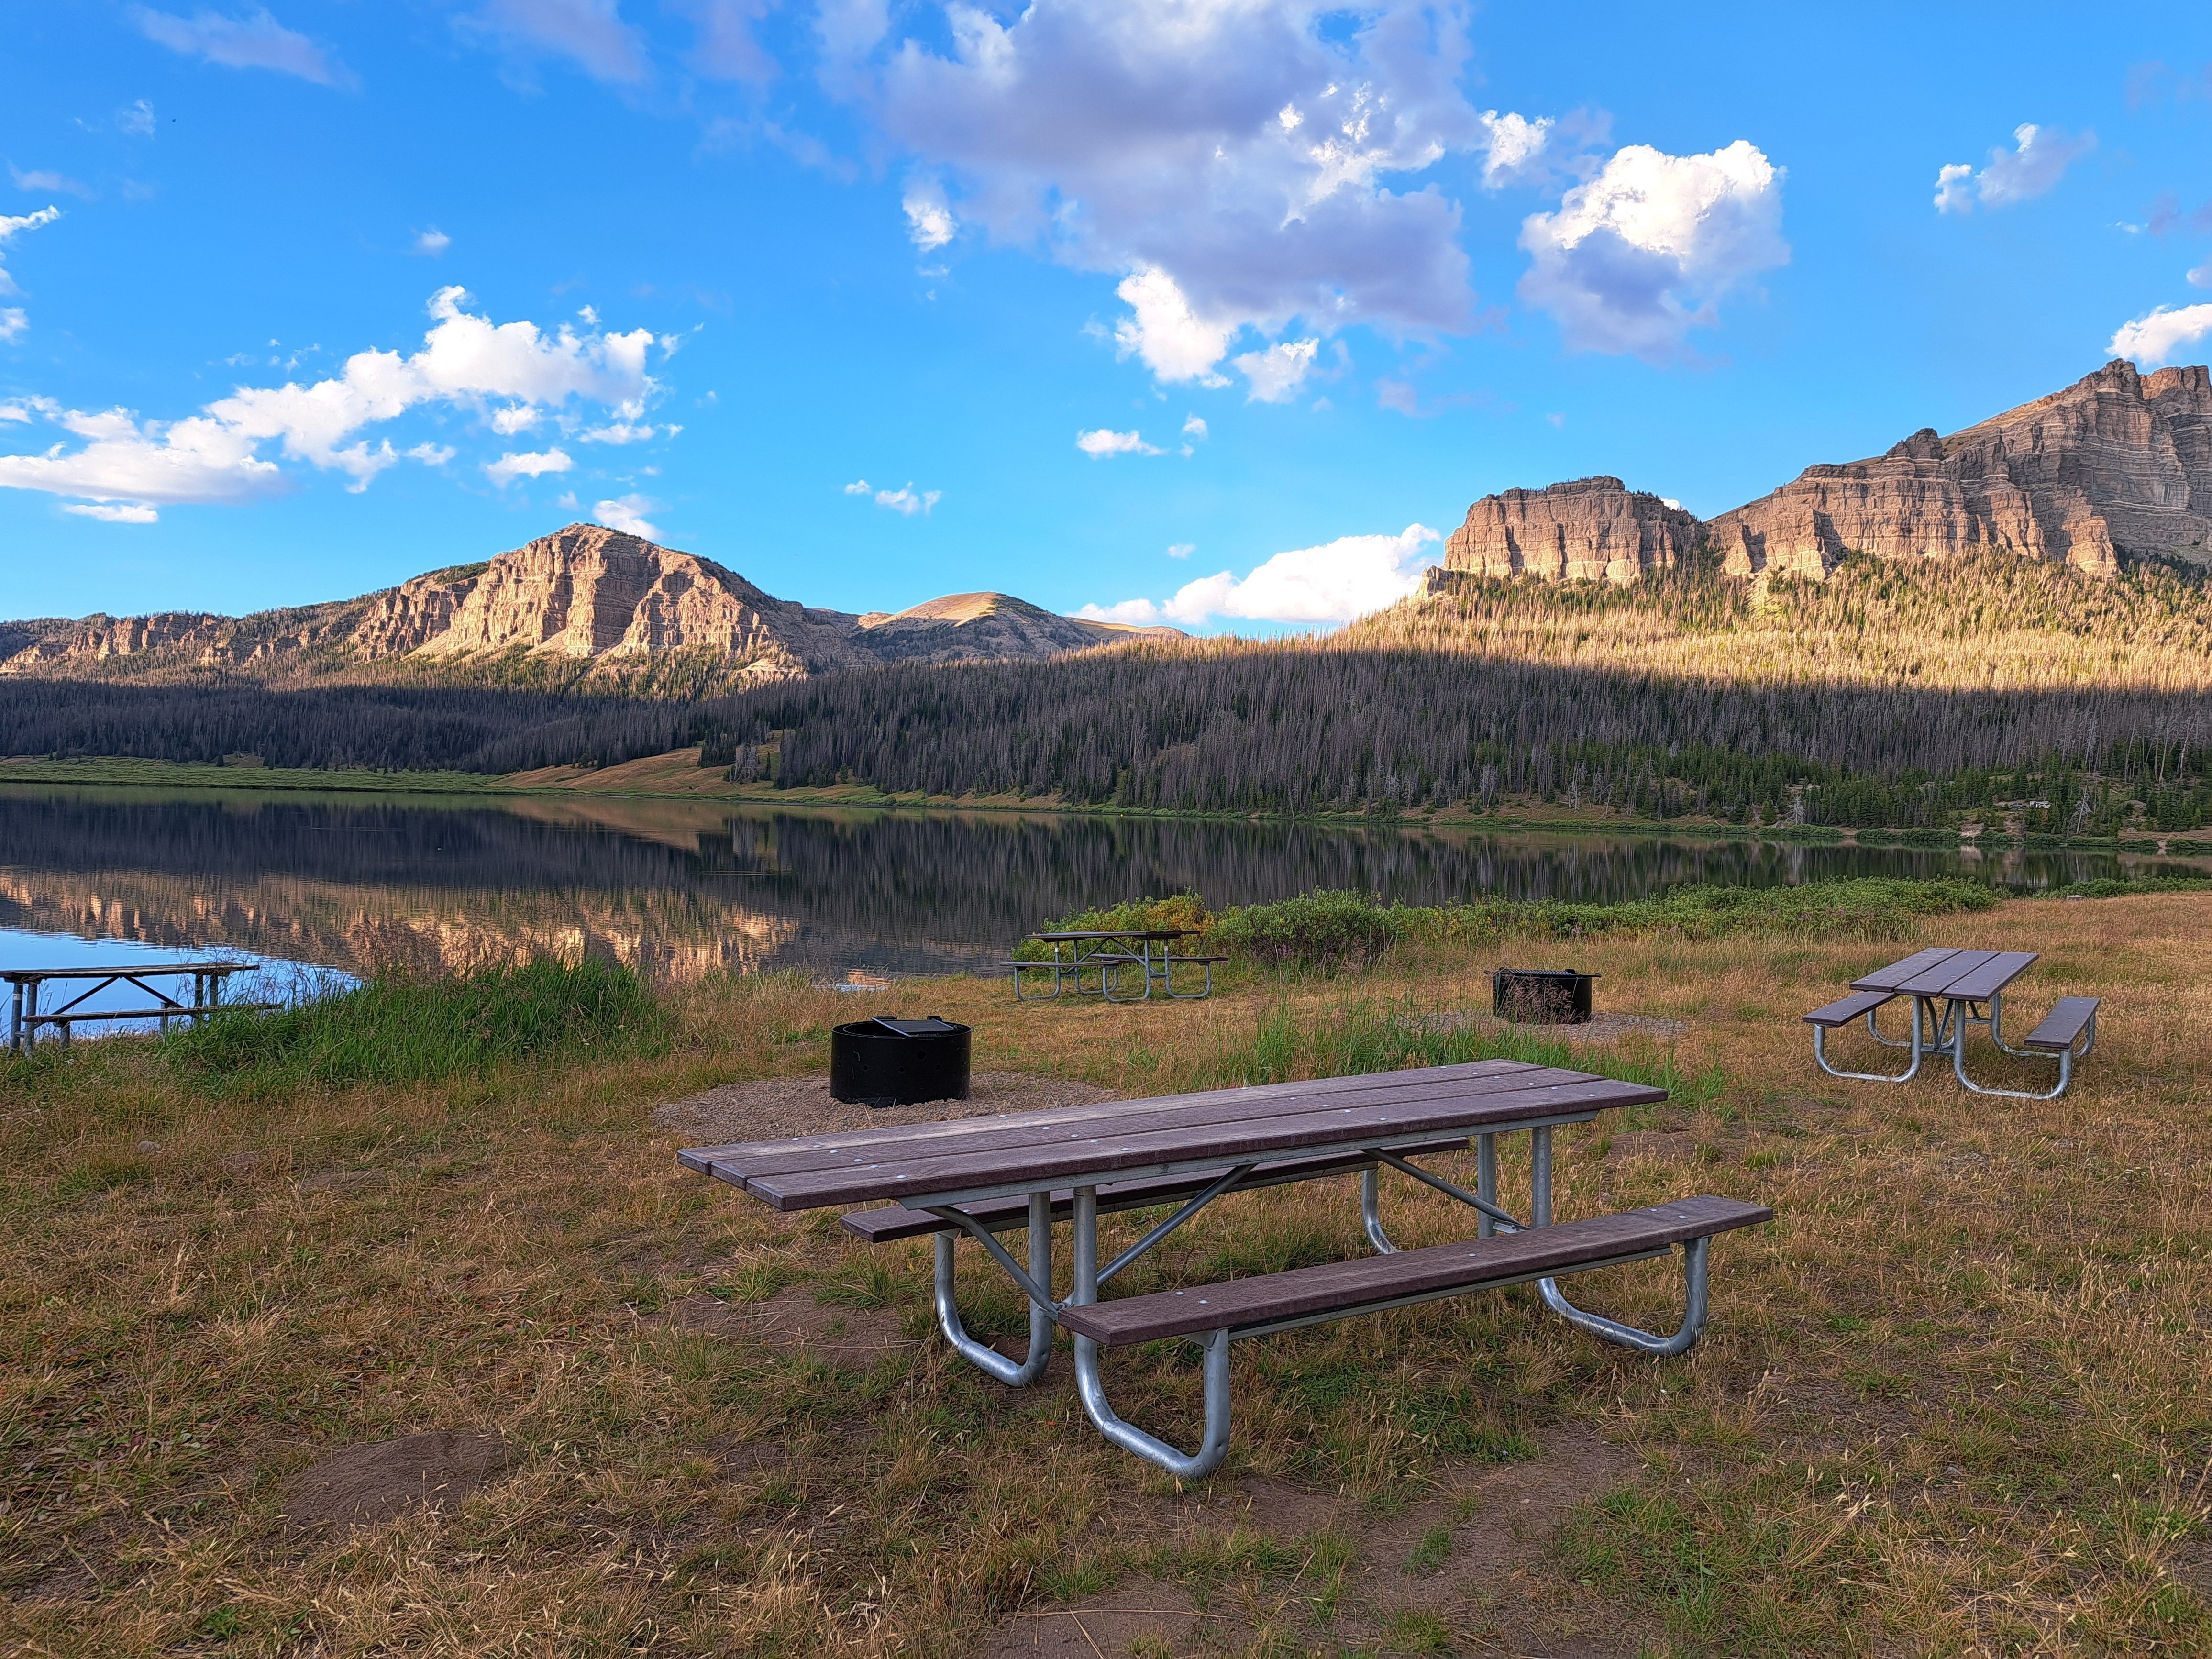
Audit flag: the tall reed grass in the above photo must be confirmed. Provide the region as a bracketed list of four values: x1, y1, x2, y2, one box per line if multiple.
[162, 957, 668, 1093]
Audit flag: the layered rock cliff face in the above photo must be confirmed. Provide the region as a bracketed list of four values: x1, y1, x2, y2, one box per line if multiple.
[1441, 476, 1701, 584]
[1435, 360, 2212, 587]
[0, 524, 1177, 685]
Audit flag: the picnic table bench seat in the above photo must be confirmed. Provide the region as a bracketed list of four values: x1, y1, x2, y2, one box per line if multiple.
[1803, 989, 1896, 1028]
[2021, 996, 2099, 1053]
[840, 1137, 1470, 1243]
[1056, 1195, 1773, 1347]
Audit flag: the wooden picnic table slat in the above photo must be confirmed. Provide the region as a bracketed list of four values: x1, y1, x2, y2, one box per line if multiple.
[737, 1074, 1665, 1211]
[1932, 951, 2039, 1001]
[1056, 1195, 1775, 1345]
[695, 1064, 1585, 1184]
[676, 1058, 1538, 1173]
[1893, 948, 2002, 996]
[690, 1066, 1575, 1185]
[1851, 947, 1972, 993]
[0, 962, 254, 981]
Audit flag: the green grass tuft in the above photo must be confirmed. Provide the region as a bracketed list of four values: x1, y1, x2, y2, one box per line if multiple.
[162, 957, 669, 1093]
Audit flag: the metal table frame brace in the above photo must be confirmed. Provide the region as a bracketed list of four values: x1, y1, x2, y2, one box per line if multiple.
[929, 1126, 1719, 1480]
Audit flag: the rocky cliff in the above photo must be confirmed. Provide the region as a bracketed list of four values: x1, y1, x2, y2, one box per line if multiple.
[0, 523, 1179, 686]
[1439, 476, 1700, 584]
[1434, 359, 2212, 587]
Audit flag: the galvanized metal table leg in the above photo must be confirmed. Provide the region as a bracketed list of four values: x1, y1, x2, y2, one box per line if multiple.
[1360, 1167, 1400, 1254]
[1950, 1000, 2083, 1101]
[931, 1190, 1055, 1386]
[1070, 1184, 1233, 1479]
[1530, 1124, 1714, 1355]
[1476, 1132, 1497, 1239]
[1813, 995, 1927, 1083]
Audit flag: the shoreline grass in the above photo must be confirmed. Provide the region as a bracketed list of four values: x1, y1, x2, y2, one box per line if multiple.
[3, 890, 2209, 1653]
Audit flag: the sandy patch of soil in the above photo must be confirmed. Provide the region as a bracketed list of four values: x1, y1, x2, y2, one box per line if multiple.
[654, 1070, 1121, 1146]
[279, 1430, 511, 1534]
[662, 1283, 913, 1370]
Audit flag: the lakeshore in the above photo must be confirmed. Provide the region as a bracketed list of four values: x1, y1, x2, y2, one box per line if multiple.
[5, 885, 2210, 1653]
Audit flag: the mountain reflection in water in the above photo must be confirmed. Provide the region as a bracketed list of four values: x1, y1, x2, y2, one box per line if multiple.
[0, 785, 2173, 984]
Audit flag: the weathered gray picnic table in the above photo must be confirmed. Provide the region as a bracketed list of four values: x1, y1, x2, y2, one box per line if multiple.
[1006, 928, 1223, 1002]
[4, 960, 274, 1054]
[680, 1059, 1770, 1477]
[1803, 946, 2100, 1099]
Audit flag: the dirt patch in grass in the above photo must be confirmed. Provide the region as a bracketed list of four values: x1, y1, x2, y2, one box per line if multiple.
[278, 1430, 512, 1535]
[661, 1282, 913, 1369]
[976, 1577, 1234, 1658]
[653, 1068, 1121, 1144]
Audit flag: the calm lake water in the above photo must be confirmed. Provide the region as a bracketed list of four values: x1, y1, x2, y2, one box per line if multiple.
[0, 785, 2196, 1018]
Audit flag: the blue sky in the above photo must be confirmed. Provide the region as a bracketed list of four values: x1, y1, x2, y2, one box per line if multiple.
[3, 1, 2210, 631]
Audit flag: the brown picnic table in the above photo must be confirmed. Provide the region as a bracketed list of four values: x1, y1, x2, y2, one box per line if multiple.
[1803, 946, 2100, 1099]
[1006, 928, 1221, 1002]
[680, 1059, 1770, 1477]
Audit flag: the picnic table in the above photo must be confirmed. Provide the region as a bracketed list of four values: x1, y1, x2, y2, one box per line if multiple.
[1803, 946, 2100, 1099]
[4, 960, 274, 1054]
[680, 1059, 1770, 1477]
[1006, 928, 1222, 1003]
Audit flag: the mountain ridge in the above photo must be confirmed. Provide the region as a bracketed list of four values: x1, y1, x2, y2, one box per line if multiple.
[0, 523, 1180, 691]
[1433, 359, 2212, 590]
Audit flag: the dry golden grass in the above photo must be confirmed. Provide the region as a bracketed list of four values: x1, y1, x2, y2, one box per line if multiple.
[4, 895, 2210, 1656]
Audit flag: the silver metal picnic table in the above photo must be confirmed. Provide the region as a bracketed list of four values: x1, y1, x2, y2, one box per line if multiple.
[1809, 946, 2098, 1099]
[679, 1058, 1696, 1476]
[1011, 928, 1210, 1002]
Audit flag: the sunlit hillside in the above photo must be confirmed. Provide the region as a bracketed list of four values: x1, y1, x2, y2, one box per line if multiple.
[1354, 553, 2212, 693]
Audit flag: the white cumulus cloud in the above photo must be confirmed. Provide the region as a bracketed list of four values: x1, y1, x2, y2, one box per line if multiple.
[1180, 414, 1207, 441]
[867, 0, 1489, 387]
[673, 0, 779, 84]
[413, 226, 452, 255]
[873, 482, 940, 515]
[0, 206, 62, 313]
[119, 99, 159, 136]
[0, 310, 25, 343]
[1518, 139, 1787, 363]
[2110, 303, 2212, 367]
[1475, 110, 1552, 187]
[1233, 337, 1319, 403]
[1076, 427, 1163, 457]
[593, 493, 659, 537]
[1934, 123, 2095, 214]
[0, 288, 659, 512]
[2187, 260, 2211, 290]
[1080, 522, 1440, 628]
[578, 420, 670, 443]
[131, 6, 357, 88]
[64, 501, 161, 523]
[490, 404, 539, 434]
[902, 177, 956, 251]
[461, 0, 651, 85]
[485, 448, 573, 485]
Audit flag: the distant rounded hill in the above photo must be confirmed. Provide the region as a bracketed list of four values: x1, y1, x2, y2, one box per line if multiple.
[0, 523, 1182, 693]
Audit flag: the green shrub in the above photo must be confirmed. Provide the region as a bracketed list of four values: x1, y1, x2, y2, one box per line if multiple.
[164, 957, 669, 1093]
[2034, 875, 2212, 899]
[1210, 890, 1405, 974]
[1014, 892, 1214, 960]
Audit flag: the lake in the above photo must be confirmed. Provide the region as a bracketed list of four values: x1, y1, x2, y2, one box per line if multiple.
[0, 785, 2194, 1024]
